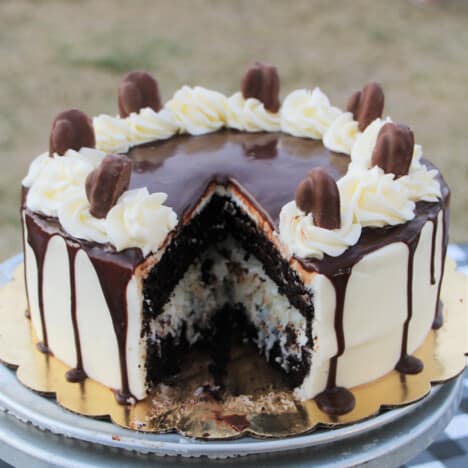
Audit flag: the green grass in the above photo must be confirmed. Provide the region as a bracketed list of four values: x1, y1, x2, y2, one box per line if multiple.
[0, 0, 467, 260]
[57, 33, 188, 74]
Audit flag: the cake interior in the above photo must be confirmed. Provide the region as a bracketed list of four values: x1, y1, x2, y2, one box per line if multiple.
[143, 195, 314, 389]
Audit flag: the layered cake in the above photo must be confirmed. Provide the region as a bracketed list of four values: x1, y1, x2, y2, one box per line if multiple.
[20, 64, 449, 415]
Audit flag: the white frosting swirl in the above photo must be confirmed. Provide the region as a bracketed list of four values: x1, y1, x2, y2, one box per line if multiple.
[58, 194, 108, 244]
[349, 119, 441, 202]
[400, 145, 441, 202]
[24, 147, 177, 255]
[323, 112, 360, 154]
[129, 107, 179, 145]
[226, 92, 280, 132]
[106, 188, 178, 256]
[279, 201, 361, 260]
[22, 152, 50, 188]
[280, 88, 341, 139]
[93, 114, 132, 154]
[349, 117, 391, 171]
[25, 149, 105, 217]
[166, 86, 227, 135]
[337, 166, 415, 228]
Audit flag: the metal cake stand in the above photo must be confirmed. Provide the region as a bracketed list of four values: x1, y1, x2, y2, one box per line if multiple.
[0, 363, 463, 467]
[0, 254, 464, 467]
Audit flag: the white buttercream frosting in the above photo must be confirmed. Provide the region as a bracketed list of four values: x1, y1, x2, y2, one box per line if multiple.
[22, 152, 50, 188]
[349, 117, 390, 171]
[337, 166, 416, 228]
[165, 86, 227, 135]
[25, 149, 105, 217]
[280, 88, 341, 139]
[279, 201, 361, 259]
[323, 112, 360, 154]
[226, 92, 280, 132]
[349, 119, 441, 203]
[400, 145, 441, 202]
[129, 107, 179, 145]
[93, 114, 132, 154]
[106, 188, 178, 256]
[24, 147, 177, 255]
[58, 194, 108, 244]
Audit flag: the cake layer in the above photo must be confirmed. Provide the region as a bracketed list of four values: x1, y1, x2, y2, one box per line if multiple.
[145, 239, 310, 385]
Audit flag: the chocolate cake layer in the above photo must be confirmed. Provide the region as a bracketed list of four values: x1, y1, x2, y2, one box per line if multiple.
[142, 196, 313, 387]
[143, 195, 313, 321]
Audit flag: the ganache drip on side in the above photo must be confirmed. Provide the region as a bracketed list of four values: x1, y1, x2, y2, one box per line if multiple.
[86, 247, 143, 404]
[395, 232, 424, 375]
[432, 204, 450, 330]
[25, 214, 51, 354]
[315, 270, 356, 416]
[23, 209, 143, 404]
[20, 190, 31, 319]
[65, 244, 87, 383]
[429, 216, 438, 286]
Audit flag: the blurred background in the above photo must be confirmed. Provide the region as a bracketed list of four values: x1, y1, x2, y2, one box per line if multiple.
[1, 0, 467, 260]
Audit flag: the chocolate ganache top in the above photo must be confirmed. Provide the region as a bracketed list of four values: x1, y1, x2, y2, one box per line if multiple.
[127, 130, 349, 224]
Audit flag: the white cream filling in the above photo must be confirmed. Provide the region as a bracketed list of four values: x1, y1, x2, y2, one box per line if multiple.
[148, 239, 309, 374]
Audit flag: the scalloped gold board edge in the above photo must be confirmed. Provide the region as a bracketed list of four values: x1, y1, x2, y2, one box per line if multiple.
[0, 260, 466, 439]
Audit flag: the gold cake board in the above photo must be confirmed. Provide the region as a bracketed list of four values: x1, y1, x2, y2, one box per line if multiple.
[0, 260, 466, 439]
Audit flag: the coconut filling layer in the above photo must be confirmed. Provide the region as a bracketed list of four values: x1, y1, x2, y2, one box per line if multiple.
[144, 238, 310, 384]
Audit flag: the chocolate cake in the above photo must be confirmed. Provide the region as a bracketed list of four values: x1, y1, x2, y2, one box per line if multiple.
[21, 64, 449, 416]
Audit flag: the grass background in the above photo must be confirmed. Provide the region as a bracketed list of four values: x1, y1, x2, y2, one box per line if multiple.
[1, 0, 467, 259]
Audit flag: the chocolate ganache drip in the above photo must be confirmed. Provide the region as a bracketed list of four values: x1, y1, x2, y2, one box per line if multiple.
[429, 216, 438, 286]
[433, 202, 449, 329]
[21, 189, 31, 319]
[25, 214, 52, 354]
[396, 232, 424, 374]
[24, 208, 143, 404]
[315, 270, 356, 416]
[85, 247, 143, 404]
[65, 244, 87, 383]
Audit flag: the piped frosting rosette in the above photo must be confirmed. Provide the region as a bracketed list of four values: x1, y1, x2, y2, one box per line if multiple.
[88, 68, 388, 158]
[279, 200, 362, 260]
[24, 107, 178, 257]
[346, 118, 441, 203]
[279, 115, 441, 259]
[279, 168, 362, 260]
